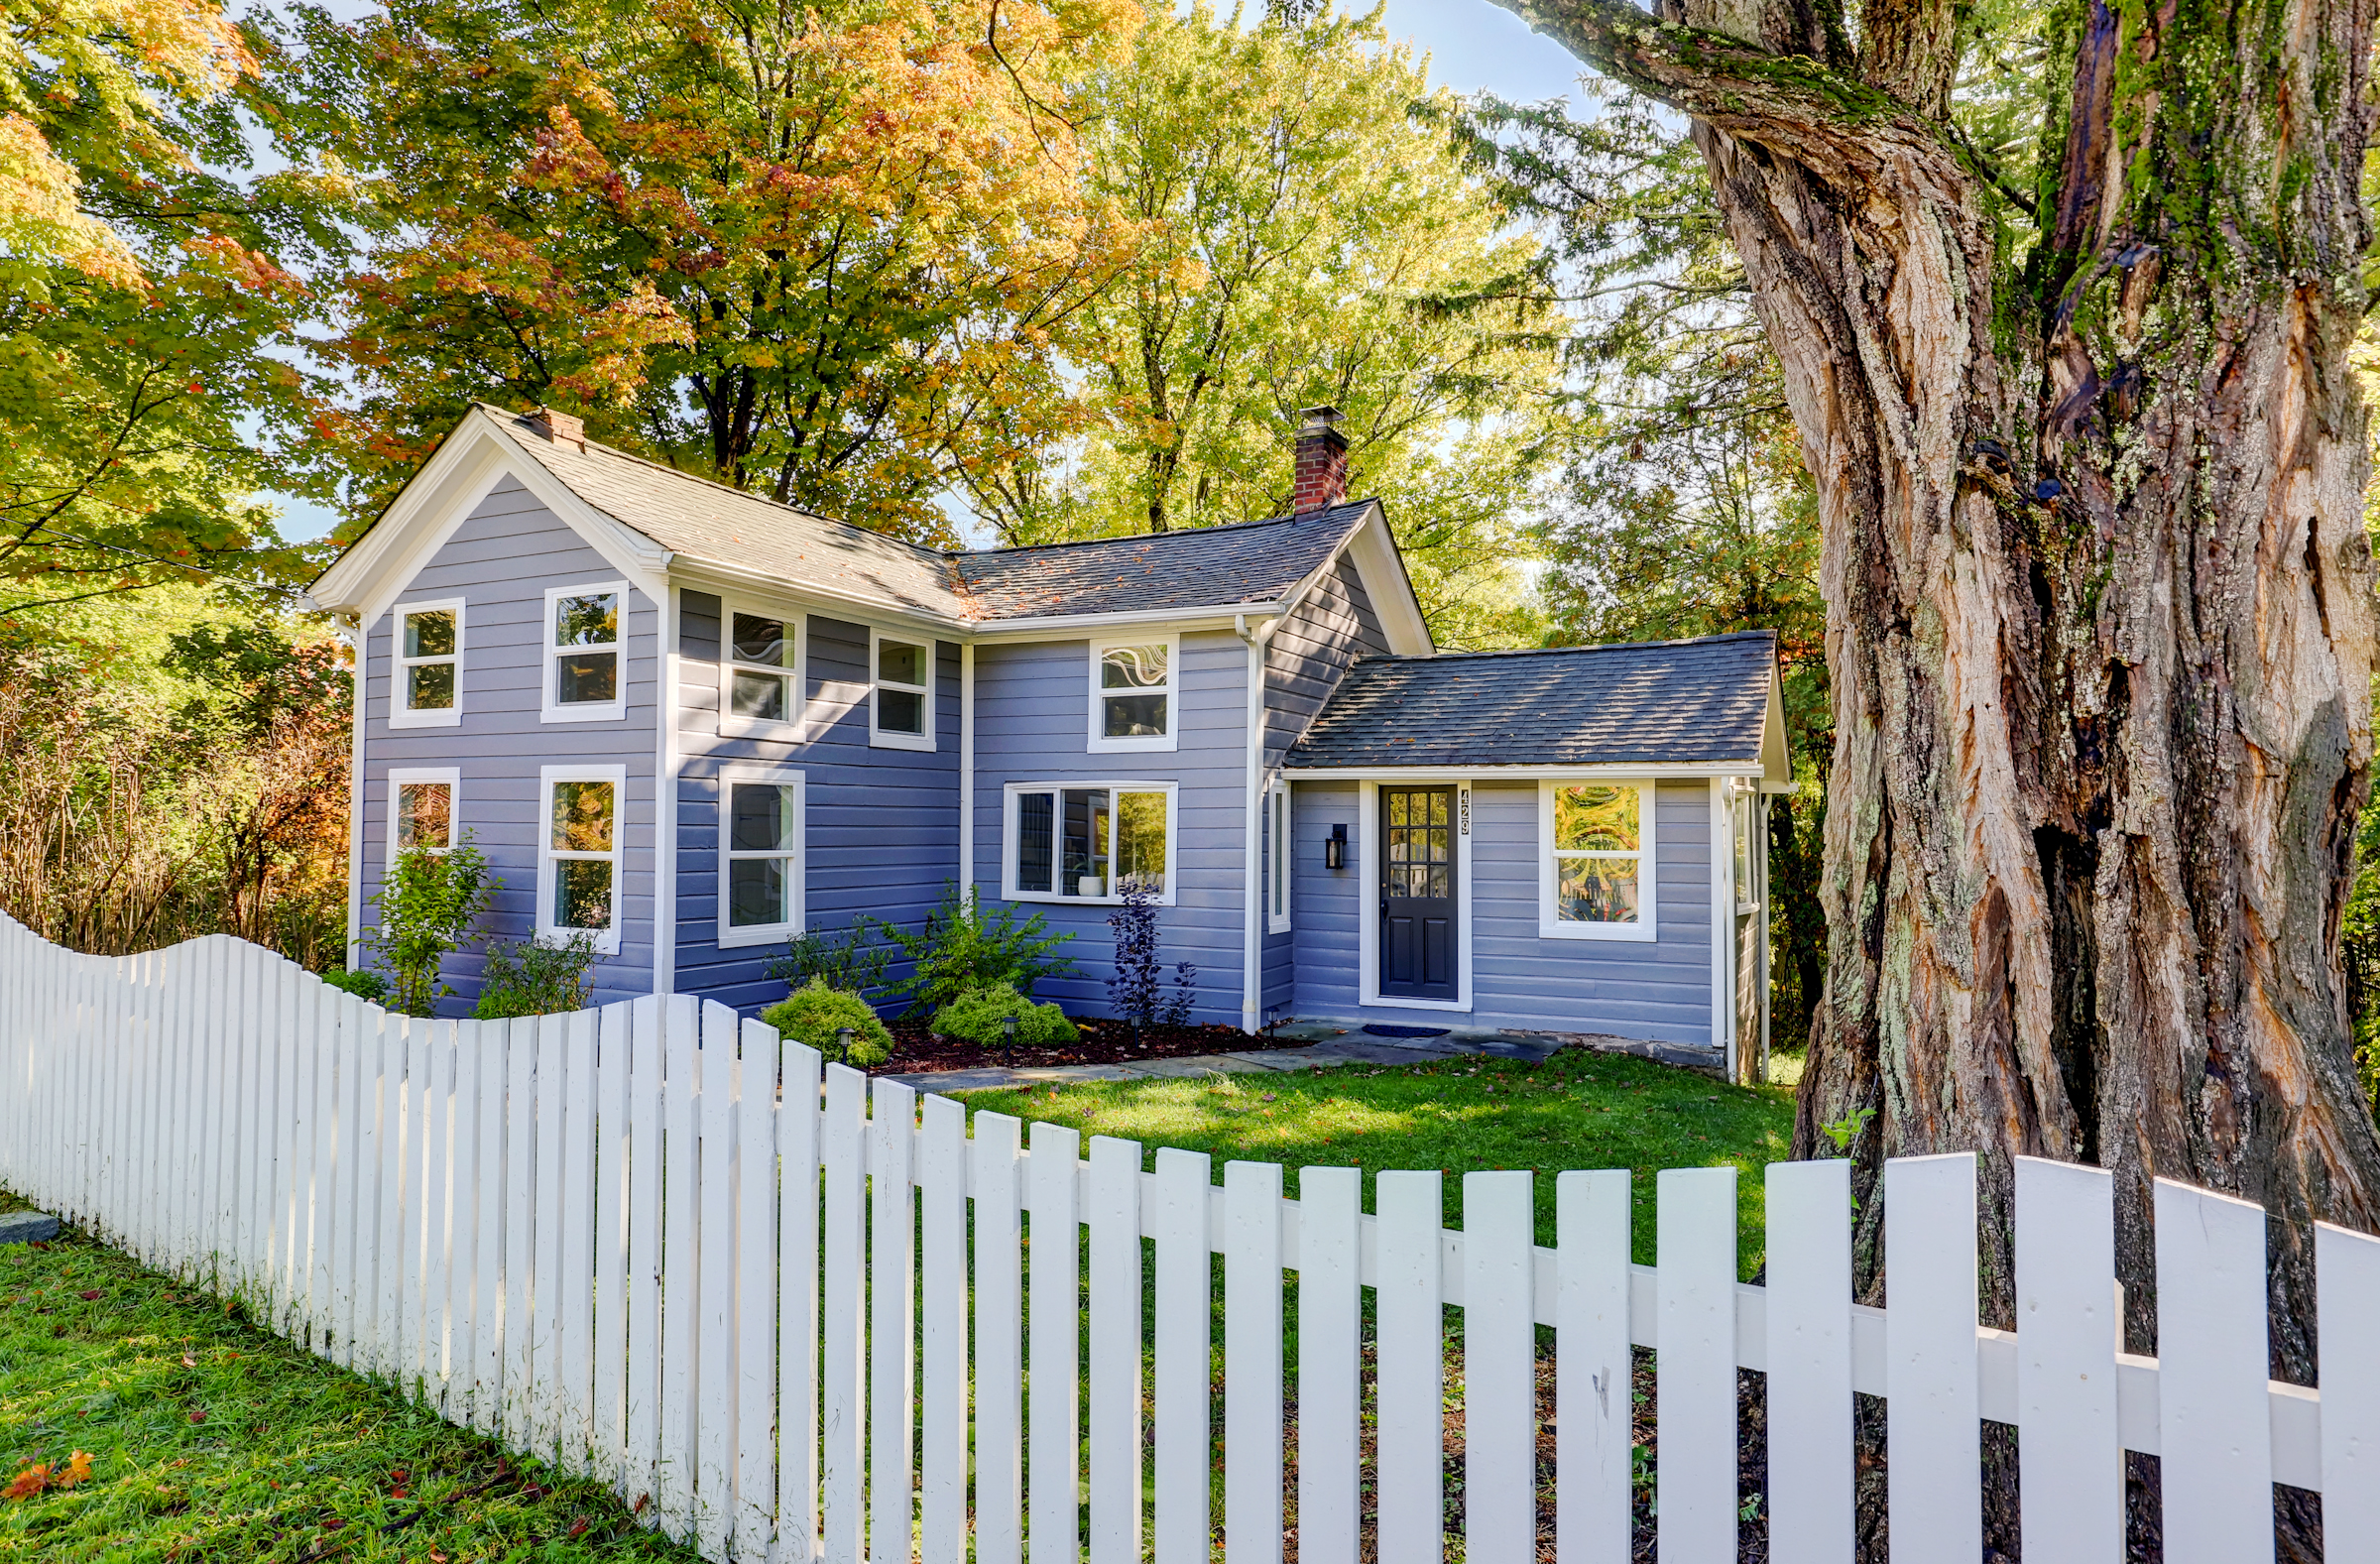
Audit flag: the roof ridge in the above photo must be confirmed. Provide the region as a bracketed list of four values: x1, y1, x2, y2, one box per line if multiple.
[1354, 630, 1777, 663]
[953, 499, 1376, 564]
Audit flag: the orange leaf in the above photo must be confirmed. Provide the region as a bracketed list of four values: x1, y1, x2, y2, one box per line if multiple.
[57, 1452, 91, 1490]
[5, 1464, 50, 1501]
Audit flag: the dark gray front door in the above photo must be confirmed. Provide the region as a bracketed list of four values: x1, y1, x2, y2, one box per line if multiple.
[1379, 786, 1457, 1001]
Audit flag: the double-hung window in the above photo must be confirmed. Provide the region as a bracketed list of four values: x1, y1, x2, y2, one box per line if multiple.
[1538, 779, 1656, 940]
[1266, 782, 1291, 930]
[1088, 636, 1176, 751]
[539, 765, 627, 952]
[543, 581, 627, 721]
[1006, 782, 1174, 903]
[386, 768, 459, 862]
[720, 604, 799, 738]
[718, 766, 803, 946]
[870, 629, 933, 750]
[390, 599, 463, 727]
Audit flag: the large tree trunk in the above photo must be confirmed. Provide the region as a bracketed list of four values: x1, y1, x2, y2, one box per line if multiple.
[1492, 0, 2380, 1440]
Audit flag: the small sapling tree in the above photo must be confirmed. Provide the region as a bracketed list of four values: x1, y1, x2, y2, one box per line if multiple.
[1106, 881, 1197, 1039]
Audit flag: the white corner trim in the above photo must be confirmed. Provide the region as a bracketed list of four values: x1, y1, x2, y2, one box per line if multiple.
[1086, 631, 1181, 754]
[1536, 777, 1660, 942]
[1354, 779, 1475, 1014]
[1241, 631, 1264, 1029]
[868, 625, 936, 752]
[1711, 777, 1734, 1073]
[539, 579, 631, 723]
[384, 767, 461, 866]
[536, 763, 630, 956]
[959, 642, 976, 898]
[343, 621, 367, 966]
[713, 764, 806, 950]
[654, 584, 681, 995]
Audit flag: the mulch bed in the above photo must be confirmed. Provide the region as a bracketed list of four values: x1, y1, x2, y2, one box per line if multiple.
[866, 1017, 1294, 1075]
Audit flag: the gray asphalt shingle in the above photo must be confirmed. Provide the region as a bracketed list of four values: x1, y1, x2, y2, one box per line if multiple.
[1284, 632, 1777, 770]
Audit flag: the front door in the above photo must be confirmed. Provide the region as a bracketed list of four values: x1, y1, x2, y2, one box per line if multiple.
[1379, 786, 1457, 1001]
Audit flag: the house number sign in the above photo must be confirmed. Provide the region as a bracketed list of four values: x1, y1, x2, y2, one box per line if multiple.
[1460, 787, 1471, 835]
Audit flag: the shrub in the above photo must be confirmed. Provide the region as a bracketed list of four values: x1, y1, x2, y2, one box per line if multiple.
[366, 836, 496, 1017]
[766, 921, 891, 998]
[762, 977, 893, 1067]
[473, 933, 598, 1020]
[879, 885, 1075, 1016]
[930, 983, 1077, 1047]
[320, 966, 387, 1003]
[1107, 881, 1196, 1032]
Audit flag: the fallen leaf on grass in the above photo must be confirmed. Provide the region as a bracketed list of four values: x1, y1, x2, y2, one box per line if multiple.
[181, 1353, 196, 1368]
[187, 1409, 204, 1424]
[5, 1452, 92, 1500]
[78, 1289, 103, 1300]
[568, 1518, 590, 1537]
[5, 1465, 50, 1502]
[322, 1516, 345, 1530]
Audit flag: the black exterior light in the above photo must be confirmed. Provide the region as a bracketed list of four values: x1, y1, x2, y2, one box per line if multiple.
[1002, 1013, 1018, 1048]
[1326, 823, 1348, 870]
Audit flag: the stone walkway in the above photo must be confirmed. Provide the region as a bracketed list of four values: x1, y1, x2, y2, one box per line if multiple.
[878, 1018, 1725, 1093]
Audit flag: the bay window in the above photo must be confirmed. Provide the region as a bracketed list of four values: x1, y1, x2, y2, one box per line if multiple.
[1538, 779, 1656, 940]
[1005, 782, 1173, 903]
[543, 581, 627, 721]
[539, 765, 626, 951]
[390, 599, 462, 727]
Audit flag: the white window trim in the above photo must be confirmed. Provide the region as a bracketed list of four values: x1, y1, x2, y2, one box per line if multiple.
[541, 580, 630, 723]
[387, 598, 464, 729]
[1000, 781, 1179, 906]
[537, 763, 628, 955]
[1086, 632, 1180, 754]
[869, 626, 936, 751]
[716, 765, 805, 949]
[1357, 780, 1473, 1012]
[716, 598, 804, 741]
[1266, 781, 1291, 932]
[384, 767, 460, 865]
[1537, 778, 1659, 941]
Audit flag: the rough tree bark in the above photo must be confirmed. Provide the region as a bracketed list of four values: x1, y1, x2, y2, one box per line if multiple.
[1490, 0, 2380, 1479]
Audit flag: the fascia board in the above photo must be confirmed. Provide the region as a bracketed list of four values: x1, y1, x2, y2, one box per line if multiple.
[963, 602, 1287, 643]
[1281, 761, 1765, 781]
[304, 421, 501, 615]
[1339, 504, 1434, 656]
[664, 555, 969, 638]
[1762, 661, 1791, 783]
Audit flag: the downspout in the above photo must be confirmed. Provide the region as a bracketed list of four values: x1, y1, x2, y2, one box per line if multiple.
[959, 642, 975, 903]
[1234, 612, 1280, 1032]
[341, 613, 367, 970]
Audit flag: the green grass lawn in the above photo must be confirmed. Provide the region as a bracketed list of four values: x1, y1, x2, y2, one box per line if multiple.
[960, 1044, 1798, 1276]
[0, 1197, 703, 1563]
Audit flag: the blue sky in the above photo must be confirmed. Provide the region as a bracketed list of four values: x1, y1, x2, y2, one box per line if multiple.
[264, 0, 1595, 544]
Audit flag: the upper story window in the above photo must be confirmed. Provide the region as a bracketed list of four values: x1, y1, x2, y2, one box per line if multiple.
[720, 604, 799, 738]
[719, 766, 804, 947]
[539, 764, 626, 952]
[387, 768, 458, 862]
[390, 599, 462, 728]
[870, 629, 933, 751]
[1088, 636, 1176, 752]
[543, 581, 627, 722]
[1004, 782, 1173, 904]
[1538, 780, 1656, 941]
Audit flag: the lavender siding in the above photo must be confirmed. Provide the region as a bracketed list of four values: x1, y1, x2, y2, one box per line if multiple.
[356, 476, 659, 1011]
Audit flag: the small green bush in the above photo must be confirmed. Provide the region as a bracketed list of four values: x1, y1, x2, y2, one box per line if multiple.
[761, 977, 893, 1067]
[930, 983, 1076, 1047]
[474, 933, 598, 1020]
[320, 966, 387, 1003]
[879, 885, 1076, 1017]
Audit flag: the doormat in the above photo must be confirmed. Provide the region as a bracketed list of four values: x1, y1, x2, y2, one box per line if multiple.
[1362, 1023, 1451, 1039]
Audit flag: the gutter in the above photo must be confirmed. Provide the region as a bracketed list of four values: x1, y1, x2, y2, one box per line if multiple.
[1234, 612, 1282, 1032]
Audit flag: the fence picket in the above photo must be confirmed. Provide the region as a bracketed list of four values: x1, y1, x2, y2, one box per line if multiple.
[2155, 1177, 2274, 1564]
[1088, 1134, 1144, 1564]
[330, 992, 366, 1370]
[1765, 1157, 1851, 1564]
[697, 1004, 739, 1558]
[1885, 1152, 1981, 1563]
[1464, 1170, 1535, 1564]
[1656, 1165, 1737, 1561]
[2319, 1219, 2380, 1562]
[776, 1041, 822, 1564]
[734, 1019, 777, 1556]
[593, 1002, 633, 1489]
[533, 1013, 569, 1461]
[1150, 1144, 1211, 1564]
[401, 1016, 431, 1392]
[974, 1110, 1026, 1564]
[658, 996, 703, 1540]
[1296, 1164, 1361, 1564]
[918, 1095, 970, 1564]
[471, 1012, 507, 1435]
[871, 1079, 917, 1564]
[818, 1063, 866, 1564]
[1375, 1169, 1444, 1564]
[2013, 1155, 2120, 1563]
[1556, 1168, 1631, 1564]
[421, 1020, 455, 1412]
[1028, 1119, 1083, 1564]
[559, 1008, 600, 1473]
[625, 996, 666, 1503]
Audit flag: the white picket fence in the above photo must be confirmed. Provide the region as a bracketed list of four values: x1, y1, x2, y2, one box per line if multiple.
[5, 917, 2380, 1562]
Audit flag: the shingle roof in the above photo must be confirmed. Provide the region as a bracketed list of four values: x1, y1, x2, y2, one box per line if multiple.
[949, 504, 1370, 619]
[1284, 632, 1778, 770]
[481, 408, 1369, 623]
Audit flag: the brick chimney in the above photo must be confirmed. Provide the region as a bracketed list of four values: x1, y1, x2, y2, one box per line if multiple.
[1292, 406, 1349, 512]
[529, 406, 585, 448]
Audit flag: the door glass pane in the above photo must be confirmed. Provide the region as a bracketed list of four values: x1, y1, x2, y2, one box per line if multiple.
[729, 782, 794, 852]
[1016, 791, 1054, 893]
[878, 640, 924, 686]
[1557, 858, 1639, 923]
[404, 609, 456, 659]
[732, 612, 788, 666]
[554, 593, 618, 646]
[1103, 692, 1167, 737]
[408, 661, 456, 710]
[1063, 787, 1110, 897]
[550, 781, 616, 852]
[1554, 784, 1639, 852]
[396, 782, 451, 851]
[557, 650, 618, 704]
[1101, 644, 1168, 688]
[728, 857, 787, 927]
[731, 668, 787, 721]
[878, 687, 924, 734]
[1117, 790, 1167, 893]
[554, 858, 615, 928]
